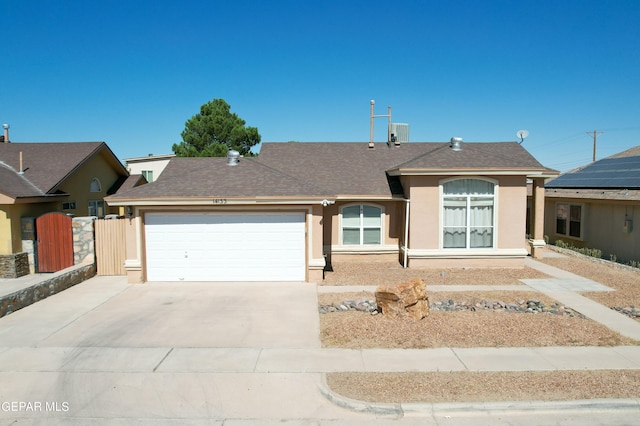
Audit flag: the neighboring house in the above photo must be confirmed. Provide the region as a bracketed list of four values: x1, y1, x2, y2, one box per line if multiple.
[123, 153, 175, 183]
[0, 141, 130, 256]
[106, 140, 558, 283]
[545, 146, 640, 263]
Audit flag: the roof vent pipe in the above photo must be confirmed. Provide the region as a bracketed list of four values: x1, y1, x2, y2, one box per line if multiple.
[450, 137, 462, 151]
[2, 124, 9, 143]
[226, 149, 240, 166]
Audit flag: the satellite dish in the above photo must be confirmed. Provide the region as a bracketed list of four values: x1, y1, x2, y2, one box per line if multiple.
[517, 129, 529, 144]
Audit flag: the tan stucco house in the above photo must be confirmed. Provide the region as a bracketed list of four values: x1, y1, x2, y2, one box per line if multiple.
[106, 140, 558, 283]
[123, 153, 175, 183]
[544, 146, 640, 263]
[0, 141, 132, 256]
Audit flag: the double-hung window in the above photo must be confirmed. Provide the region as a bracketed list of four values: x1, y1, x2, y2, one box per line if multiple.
[556, 203, 582, 238]
[442, 179, 495, 249]
[341, 204, 382, 245]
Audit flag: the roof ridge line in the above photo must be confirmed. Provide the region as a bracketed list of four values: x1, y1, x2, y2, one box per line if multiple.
[248, 157, 331, 195]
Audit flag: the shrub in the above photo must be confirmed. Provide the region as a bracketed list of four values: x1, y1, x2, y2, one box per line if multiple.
[554, 240, 603, 259]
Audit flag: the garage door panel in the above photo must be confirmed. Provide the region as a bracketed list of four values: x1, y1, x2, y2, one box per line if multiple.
[145, 212, 306, 282]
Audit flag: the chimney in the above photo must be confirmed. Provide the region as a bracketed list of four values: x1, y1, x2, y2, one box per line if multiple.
[2, 124, 9, 143]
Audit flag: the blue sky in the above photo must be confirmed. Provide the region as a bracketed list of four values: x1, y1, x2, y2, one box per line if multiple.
[2, 0, 639, 172]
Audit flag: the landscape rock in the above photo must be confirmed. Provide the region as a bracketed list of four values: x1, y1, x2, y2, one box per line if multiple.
[319, 297, 586, 319]
[374, 277, 429, 320]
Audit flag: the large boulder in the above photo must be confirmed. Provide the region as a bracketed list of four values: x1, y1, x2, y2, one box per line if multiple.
[375, 277, 429, 320]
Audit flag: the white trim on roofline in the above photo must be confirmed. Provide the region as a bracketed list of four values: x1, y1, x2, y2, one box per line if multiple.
[106, 196, 334, 207]
[387, 169, 552, 177]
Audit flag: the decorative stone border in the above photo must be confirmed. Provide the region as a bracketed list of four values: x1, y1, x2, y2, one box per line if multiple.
[0, 253, 29, 278]
[0, 264, 96, 318]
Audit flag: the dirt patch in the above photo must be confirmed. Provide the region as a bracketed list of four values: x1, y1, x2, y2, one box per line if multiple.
[321, 263, 550, 286]
[327, 370, 640, 403]
[320, 310, 634, 348]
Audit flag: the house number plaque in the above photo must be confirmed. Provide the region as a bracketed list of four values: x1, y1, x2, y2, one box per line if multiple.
[212, 198, 228, 204]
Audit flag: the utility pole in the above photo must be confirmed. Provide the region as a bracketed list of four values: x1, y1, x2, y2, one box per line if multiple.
[586, 130, 603, 162]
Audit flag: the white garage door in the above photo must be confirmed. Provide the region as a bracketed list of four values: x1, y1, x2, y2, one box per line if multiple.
[145, 212, 306, 282]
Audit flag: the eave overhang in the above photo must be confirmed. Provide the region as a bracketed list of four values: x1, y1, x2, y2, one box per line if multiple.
[334, 194, 406, 201]
[1, 193, 69, 205]
[105, 195, 336, 207]
[387, 168, 560, 178]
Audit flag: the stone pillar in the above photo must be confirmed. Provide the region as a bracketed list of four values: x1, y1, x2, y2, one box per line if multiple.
[72, 217, 97, 265]
[529, 178, 546, 258]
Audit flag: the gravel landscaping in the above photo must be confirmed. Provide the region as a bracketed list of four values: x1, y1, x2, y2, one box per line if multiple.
[321, 249, 640, 403]
[327, 370, 640, 403]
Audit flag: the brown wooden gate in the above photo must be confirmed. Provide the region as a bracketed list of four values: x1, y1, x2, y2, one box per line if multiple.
[95, 218, 126, 275]
[36, 212, 74, 273]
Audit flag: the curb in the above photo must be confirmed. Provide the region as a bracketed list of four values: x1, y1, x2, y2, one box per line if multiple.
[318, 374, 403, 419]
[319, 374, 640, 418]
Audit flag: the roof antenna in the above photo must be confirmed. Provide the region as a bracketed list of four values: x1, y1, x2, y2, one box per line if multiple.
[369, 100, 393, 149]
[517, 130, 529, 144]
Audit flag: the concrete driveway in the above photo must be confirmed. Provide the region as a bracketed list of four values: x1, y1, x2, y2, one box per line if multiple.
[0, 276, 372, 424]
[0, 277, 321, 349]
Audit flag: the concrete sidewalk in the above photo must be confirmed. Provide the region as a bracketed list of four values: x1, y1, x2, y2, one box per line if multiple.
[1, 345, 639, 374]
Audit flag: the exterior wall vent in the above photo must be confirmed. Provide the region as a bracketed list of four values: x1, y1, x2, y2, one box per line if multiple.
[450, 137, 463, 151]
[227, 150, 240, 166]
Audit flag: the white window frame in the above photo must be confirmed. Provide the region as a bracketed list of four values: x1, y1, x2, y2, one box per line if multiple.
[142, 170, 154, 182]
[339, 203, 384, 246]
[441, 177, 497, 249]
[555, 202, 584, 240]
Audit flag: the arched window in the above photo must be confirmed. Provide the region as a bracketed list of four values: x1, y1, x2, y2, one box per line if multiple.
[90, 177, 102, 193]
[442, 179, 495, 249]
[341, 204, 382, 245]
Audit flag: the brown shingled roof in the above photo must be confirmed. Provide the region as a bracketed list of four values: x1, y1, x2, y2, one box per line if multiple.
[388, 142, 547, 171]
[107, 141, 556, 204]
[107, 156, 330, 202]
[258, 142, 554, 197]
[607, 145, 640, 159]
[0, 161, 44, 198]
[0, 142, 127, 194]
[257, 142, 430, 197]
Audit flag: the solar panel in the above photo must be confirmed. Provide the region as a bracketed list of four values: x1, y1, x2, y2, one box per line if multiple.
[546, 155, 640, 188]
